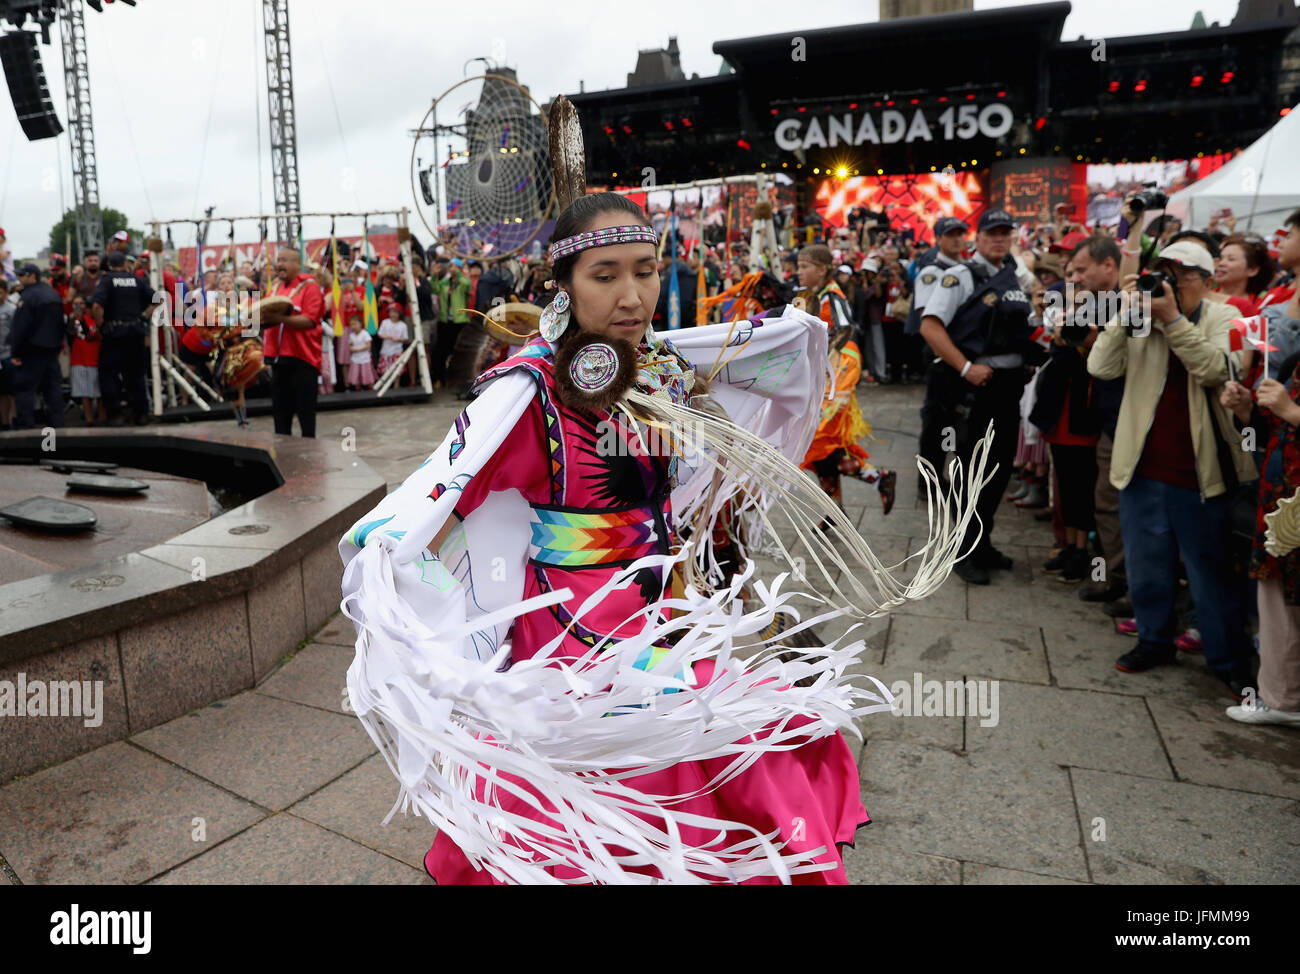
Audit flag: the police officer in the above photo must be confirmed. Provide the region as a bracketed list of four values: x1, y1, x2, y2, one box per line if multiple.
[92, 249, 156, 426]
[909, 217, 970, 496]
[9, 263, 67, 430]
[919, 209, 1038, 585]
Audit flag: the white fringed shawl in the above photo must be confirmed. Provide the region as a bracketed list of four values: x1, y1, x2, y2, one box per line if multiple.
[338, 306, 993, 884]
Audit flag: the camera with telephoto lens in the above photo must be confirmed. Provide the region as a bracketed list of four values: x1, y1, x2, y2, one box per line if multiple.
[1059, 312, 1093, 347]
[1136, 270, 1171, 295]
[1124, 270, 1173, 335]
[1128, 183, 1168, 214]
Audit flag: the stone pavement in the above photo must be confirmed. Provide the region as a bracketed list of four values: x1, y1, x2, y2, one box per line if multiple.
[1, 382, 1296, 885]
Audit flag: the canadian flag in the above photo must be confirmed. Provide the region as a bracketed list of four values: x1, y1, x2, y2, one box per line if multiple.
[1232, 315, 1278, 352]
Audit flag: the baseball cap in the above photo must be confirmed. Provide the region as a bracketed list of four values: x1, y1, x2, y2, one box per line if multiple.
[859, 258, 880, 274]
[113, 230, 130, 242]
[1051, 230, 1089, 255]
[16, 262, 40, 277]
[106, 251, 126, 268]
[977, 209, 1016, 232]
[934, 216, 969, 237]
[1156, 240, 1214, 275]
[837, 263, 854, 275]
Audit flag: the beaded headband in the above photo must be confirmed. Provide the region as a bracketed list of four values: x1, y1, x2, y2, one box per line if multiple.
[549, 225, 659, 261]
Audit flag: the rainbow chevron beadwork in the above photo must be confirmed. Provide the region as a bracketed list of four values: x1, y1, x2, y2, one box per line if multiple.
[529, 506, 657, 567]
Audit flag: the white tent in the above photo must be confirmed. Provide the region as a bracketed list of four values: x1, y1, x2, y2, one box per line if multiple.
[1167, 104, 1300, 234]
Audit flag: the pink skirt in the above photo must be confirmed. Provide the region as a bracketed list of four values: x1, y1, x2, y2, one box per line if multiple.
[347, 360, 376, 387]
[335, 336, 351, 366]
[378, 352, 402, 376]
[425, 659, 869, 885]
[1015, 419, 1050, 466]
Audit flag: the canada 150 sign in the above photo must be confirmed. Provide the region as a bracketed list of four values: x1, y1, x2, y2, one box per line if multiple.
[774, 103, 1015, 150]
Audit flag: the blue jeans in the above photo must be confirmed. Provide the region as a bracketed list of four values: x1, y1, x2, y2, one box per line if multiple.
[1119, 475, 1252, 679]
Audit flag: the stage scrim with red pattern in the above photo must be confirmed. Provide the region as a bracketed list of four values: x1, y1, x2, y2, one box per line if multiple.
[813, 171, 987, 244]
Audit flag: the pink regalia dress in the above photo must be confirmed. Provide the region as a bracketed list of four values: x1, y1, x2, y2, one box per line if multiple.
[339, 307, 981, 885]
[423, 334, 868, 884]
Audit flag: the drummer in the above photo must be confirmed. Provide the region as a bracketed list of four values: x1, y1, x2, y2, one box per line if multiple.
[177, 269, 237, 392]
[262, 249, 325, 438]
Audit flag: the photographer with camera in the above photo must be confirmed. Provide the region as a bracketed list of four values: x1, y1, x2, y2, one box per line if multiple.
[1087, 239, 1258, 699]
[920, 209, 1039, 584]
[1064, 235, 1128, 606]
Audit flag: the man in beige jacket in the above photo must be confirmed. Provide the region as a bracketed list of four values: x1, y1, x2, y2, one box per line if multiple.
[1087, 240, 1258, 699]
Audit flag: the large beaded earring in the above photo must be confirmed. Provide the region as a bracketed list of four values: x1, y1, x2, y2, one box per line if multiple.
[539, 288, 571, 343]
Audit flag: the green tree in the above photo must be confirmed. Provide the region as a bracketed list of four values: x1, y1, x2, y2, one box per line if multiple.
[48, 207, 142, 263]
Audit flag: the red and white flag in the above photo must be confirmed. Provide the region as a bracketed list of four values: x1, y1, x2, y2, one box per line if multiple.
[1233, 315, 1278, 353]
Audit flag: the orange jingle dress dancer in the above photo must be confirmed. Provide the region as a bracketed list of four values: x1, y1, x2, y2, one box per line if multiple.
[804, 325, 897, 516]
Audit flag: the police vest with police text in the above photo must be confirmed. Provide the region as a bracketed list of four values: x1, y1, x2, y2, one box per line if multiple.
[98, 270, 153, 322]
[945, 261, 1032, 361]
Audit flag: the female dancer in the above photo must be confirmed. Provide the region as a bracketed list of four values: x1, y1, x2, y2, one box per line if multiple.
[337, 105, 985, 886]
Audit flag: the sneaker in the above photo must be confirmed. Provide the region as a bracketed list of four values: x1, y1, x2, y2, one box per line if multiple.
[1115, 642, 1176, 673]
[1175, 628, 1202, 653]
[1079, 579, 1125, 603]
[1225, 697, 1300, 726]
[877, 470, 897, 516]
[1058, 546, 1088, 583]
[954, 559, 990, 585]
[1116, 618, 1138, 637]
[1103, 596, 1134, 618]
[1005, 477, 1030, 501]
[1014, 484, 1048, 509]
[1221, 678, 1255, 703]
[1042, 545, 1074, 574]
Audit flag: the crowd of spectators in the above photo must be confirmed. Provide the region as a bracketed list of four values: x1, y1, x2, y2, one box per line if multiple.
[886, 198, 1300, 728]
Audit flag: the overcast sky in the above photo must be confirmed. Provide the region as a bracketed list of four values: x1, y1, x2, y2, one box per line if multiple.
[0, 0, 1236, 257]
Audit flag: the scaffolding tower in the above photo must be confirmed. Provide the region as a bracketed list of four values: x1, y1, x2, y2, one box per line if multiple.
[58, 0, 103, 256]
[262, 0, 301, 246]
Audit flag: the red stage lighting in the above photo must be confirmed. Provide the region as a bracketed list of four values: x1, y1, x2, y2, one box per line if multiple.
[1220, 71, 1235, 84]
[1190, 74, 1204, 87]
[1107, 80, 1120, 93]
[1034, 116, 1046, 131]
[664, 120, 674, 130]
[736, 139, 751, 151]
[681, 117, 692, 127]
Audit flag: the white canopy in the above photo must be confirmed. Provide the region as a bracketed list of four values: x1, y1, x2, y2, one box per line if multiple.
[1167, 104, 1300, 234]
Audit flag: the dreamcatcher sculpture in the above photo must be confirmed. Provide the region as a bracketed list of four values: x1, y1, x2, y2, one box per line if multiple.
[410, 72, 557, 262]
